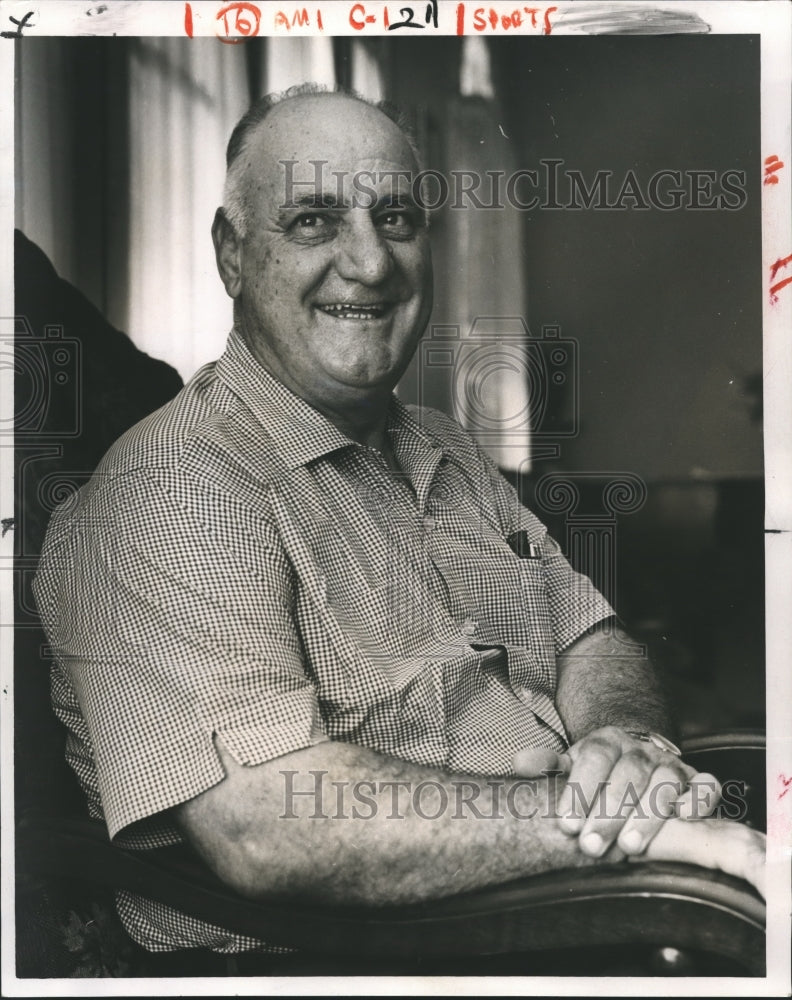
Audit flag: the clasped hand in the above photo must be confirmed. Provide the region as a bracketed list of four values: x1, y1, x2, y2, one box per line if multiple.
[514, 725, 720, 857]
[513, 726, 765, 897]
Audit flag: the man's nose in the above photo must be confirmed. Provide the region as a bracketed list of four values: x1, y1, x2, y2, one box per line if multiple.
[333, 212, 393, 285]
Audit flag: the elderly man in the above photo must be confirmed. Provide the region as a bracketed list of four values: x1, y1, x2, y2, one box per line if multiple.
[34, 87, 765, 957]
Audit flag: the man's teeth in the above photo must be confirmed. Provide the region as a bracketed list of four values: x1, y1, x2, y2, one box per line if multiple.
[319, 303, 386, 319]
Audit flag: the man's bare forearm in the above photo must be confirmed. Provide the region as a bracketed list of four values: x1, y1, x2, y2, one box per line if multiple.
[174, 738, 617, 907]
[555, 623, 675, 743]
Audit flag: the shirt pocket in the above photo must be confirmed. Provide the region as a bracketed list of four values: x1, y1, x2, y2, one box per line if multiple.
[486, 555, 556, 660]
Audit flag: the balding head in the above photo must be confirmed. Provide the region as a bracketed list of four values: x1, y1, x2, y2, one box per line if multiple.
[223, 86, 421, 240]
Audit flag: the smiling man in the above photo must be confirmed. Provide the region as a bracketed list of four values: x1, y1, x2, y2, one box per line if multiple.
[213, 92, 433, 460]
[34, 87, 765, 959]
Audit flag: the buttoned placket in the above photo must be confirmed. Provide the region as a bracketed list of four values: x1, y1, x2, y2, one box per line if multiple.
[372, 441, 494, 650]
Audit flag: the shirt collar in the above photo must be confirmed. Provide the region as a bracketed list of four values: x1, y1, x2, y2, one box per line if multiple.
[216, 329, 353, 469]
[387, 398, 446, 507]
[216, 328, 443, 473]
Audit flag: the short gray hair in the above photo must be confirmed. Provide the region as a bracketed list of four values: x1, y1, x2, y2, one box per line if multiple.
[222, 84, 422, 241]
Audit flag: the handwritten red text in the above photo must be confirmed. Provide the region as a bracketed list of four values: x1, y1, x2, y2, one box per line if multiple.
[216, 1, 261, 42]
[275, 6, 323, 30]
[770, 253, 792, 304]
[763, 155, 784, 186]
[456, 4, 557, 34]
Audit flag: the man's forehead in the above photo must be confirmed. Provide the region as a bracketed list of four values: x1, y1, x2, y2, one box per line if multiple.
[248, 94, 418, 180]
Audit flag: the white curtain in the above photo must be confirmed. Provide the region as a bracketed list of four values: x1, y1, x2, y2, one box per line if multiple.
[351, 40, 385, 102]
[459, 34, 495, 99]
[128, 37, 343, 382]
[127, 39, 249, 381]
[433, 96, 532, 472]
[450, 38, 530, 471]
[264, 37, 335, 94]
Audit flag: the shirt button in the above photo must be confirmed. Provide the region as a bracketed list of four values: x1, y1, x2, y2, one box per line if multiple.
[424, 515, 435, 530]
[462, 618, 478, 636]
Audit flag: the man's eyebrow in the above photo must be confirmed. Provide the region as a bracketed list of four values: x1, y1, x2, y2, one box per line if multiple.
[275, 191, 426, 220]
[277, 194, 345, 214]
[368, 193, 422, 212]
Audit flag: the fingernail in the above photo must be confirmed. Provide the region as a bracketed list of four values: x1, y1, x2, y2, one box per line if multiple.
[620, 829, 643, 853]
[580, 832, 605, 857]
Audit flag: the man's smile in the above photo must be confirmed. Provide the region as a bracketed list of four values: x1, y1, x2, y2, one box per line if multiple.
[316, 302, 391, 320]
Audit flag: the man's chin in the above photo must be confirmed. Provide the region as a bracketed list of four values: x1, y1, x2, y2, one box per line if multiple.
[331, 366, 400, 395]
[328, 345, 417, 394]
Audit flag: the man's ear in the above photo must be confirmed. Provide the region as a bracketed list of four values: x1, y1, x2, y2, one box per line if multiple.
[212, 208, 243, 299]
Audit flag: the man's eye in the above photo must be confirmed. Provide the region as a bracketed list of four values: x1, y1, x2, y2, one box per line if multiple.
[377, 211, 416, 235]
[288, 213, 338, 241]
[296, 213, 325, 229]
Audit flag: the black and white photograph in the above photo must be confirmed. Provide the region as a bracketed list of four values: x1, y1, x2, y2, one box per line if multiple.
[3, 0, 791, 993]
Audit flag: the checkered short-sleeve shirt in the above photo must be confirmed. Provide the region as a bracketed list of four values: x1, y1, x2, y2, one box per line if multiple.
[34, 329, 614, 953]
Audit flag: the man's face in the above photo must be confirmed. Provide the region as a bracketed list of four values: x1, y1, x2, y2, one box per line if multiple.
[226, 95, 433, 411]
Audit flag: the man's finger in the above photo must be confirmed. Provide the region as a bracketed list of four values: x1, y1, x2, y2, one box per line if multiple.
[675, 772, 722, 820]
[557, 736, 621, 836]
[616, 763, 687, 855]
[576, 748, 659, 855]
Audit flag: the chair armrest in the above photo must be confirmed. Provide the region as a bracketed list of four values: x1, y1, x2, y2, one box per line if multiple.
[16, 812, 765, 973]
[682, 728, 765, 755]
[682, 728, 765, 831]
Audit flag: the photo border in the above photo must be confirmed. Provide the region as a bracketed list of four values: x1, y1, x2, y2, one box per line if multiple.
[1, 2, 789, 995]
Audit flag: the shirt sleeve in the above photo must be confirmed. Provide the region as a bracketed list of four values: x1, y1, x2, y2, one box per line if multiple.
[534, 528, 616, 653]
[34, 469, 328, 841]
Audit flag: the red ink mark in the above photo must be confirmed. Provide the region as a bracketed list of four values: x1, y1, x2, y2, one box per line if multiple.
[317, 8, 323, 29]
[769, 253, 792, 302]
[472, 5, 554, 33]
[764, 155, 784, 186]
[216, 1, 261, 43]
[349, 3, 363, 29]
[456, 2, 465, 34]
[384, 5, 389, 28]
[184, 2, 193, 37]
[778, 774, 792, 799]
[770, 253, 792, 281]
[770, 275, 792, 302]
[350, 3, 375, 29]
